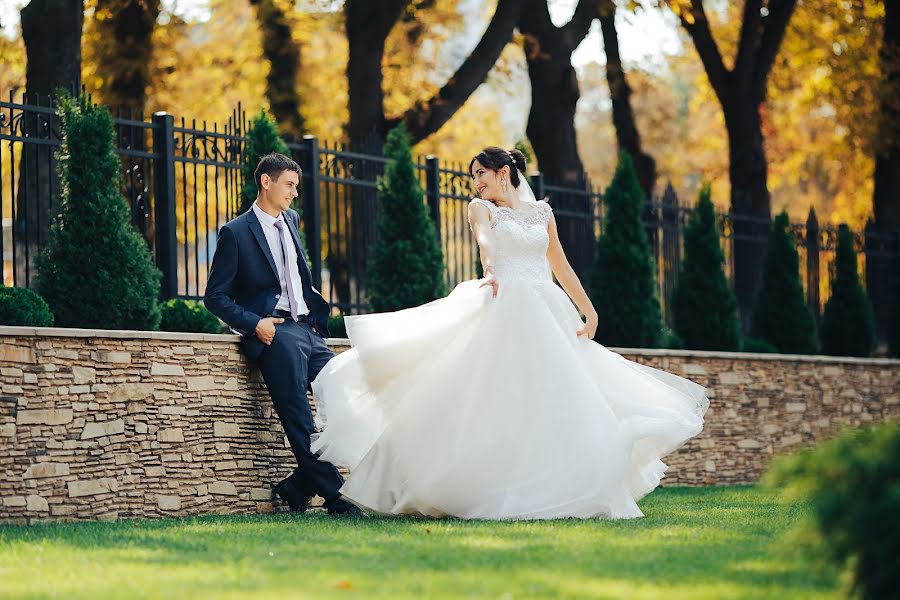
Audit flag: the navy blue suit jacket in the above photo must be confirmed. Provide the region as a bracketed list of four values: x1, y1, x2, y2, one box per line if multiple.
[204, 207, 330, 361]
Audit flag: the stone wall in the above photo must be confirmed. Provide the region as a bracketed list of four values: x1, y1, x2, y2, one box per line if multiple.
[1, 326, 897, 523]
[623, 349, 898, 485]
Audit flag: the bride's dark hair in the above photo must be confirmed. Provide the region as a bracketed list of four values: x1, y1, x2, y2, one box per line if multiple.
[469, 147, 527, 187]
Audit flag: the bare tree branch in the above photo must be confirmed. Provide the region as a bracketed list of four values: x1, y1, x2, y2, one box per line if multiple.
[388, 0, 524, 144]
[250, 0, 304, 137]
[599, 0, 656, 195]
[676, 0, 731, 104]
[733, 0, 762, 91]
[752, 0, 799, 101]
[561, 0, 600, 54]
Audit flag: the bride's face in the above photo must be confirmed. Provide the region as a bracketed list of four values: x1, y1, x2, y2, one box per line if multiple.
[470, 159, 508, 201]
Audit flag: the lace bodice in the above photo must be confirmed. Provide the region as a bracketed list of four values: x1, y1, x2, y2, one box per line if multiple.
[469, 197, 554, 282]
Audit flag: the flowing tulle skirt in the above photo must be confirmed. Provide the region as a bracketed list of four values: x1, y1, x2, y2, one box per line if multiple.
[311, 278, 709, 520]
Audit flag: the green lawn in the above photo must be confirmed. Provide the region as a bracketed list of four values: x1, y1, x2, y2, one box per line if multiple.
[0, 485, 843, 599]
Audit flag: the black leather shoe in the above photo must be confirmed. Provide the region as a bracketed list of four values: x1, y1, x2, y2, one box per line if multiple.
[272, 478, 311, 513]
[326, 503, 369, 518]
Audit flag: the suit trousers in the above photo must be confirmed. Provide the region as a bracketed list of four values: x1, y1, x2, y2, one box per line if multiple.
[256, 319, 344, 503]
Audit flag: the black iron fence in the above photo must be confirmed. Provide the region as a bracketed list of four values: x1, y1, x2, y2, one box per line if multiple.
[1, 94, 898, 326]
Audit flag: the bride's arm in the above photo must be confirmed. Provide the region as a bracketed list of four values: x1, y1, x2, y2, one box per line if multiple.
[467, 201, 499, 296]
[546, 211, 599, 338]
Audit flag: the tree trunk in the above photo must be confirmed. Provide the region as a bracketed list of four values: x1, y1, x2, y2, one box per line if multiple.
[344, 0, 520, 309]
[17, 0, 84, 287]
[524, 55, 583, 185]
[339, 0, 408, 310]
[250, 0, 304, 139]
[90, 0, 160, 250]
[673, 0, 798, 335]
[598, 0, 656, 197]
[524, 47, 595, 283]
[93, 0, 159, 117]
[519, 0, 597, 284]
[868, 0, 900, 343]
[345, 0, 407, 150]
[22, 0, 83, 95]
[725, 102, 772, 334]
[598, 0, 658, 268]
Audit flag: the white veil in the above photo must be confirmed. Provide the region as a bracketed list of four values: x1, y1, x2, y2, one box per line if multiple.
[514, 169, 542, 208]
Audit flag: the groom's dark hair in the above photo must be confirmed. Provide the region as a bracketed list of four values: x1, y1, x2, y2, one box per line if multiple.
[255, 153, 301, 190]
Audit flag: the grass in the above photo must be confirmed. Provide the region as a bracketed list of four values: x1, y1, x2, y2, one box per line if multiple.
[0, 485, 842, 599]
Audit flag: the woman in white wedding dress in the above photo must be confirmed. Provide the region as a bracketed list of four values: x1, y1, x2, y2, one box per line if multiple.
[310, 147, 710, 520]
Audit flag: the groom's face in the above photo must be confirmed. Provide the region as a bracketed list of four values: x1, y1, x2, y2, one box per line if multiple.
[264, 170, 300, 212]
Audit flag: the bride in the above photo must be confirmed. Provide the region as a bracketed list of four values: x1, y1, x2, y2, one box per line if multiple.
[310, 147, 710, 520]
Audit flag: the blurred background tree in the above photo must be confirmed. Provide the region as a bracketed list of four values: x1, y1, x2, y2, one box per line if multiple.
[1, 0, 896, 338]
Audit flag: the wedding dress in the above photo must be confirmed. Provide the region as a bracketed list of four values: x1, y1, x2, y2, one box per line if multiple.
[310, 176, 710, 520]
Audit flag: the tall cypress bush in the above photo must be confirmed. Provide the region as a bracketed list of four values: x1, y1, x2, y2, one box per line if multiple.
[367, 124, 444, 312]
[670, 184, 741, 351]
[751, 210, 818, 354]
[590, 152, 662, 347]
[820, 224, 876, 357]
[36, 93, 160, 330]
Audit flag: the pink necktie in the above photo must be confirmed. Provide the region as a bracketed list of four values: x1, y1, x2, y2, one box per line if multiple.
[272, 220, 299, 322]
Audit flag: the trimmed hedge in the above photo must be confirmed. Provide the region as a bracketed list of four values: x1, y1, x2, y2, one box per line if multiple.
[764, 422, 900, 600]
[35, 93, 161, 330]
[0, 287, 54, 327]
[159, 299, 223, 334]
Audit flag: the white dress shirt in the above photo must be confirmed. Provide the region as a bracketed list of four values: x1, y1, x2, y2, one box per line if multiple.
[252, 202, 309, 316]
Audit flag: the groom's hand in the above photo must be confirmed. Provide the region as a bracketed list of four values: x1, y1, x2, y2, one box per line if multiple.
[256, 317, 285, 345]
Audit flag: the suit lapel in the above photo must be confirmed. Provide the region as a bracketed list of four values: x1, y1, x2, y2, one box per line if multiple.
[246, 210, 279, 280]
[284, 212, 312, 289]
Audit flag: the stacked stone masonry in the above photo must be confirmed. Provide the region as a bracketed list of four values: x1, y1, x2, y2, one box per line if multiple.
[0, 326, 897, 524]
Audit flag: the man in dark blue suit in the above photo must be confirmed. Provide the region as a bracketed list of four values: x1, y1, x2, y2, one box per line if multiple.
[205, 153, 364, 517]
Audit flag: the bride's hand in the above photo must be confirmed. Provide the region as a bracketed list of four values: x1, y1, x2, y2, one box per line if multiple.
[577, 312, 598, 339]
[479, 273, 499, 298]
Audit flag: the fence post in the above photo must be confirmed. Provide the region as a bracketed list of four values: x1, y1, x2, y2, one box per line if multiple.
[805, 207, 820, 318]
[661, 182, 680, 324]
[531, 172, 545, 202]
[643, 194, 660, 266]
[425, 155, 441, 239]
[152, 112, 178, 299]
[301, 135, 323, 290]
[864, 218, 897, 342]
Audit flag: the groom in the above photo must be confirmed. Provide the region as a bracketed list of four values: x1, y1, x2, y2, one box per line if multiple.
[204, 152, 364, 517]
